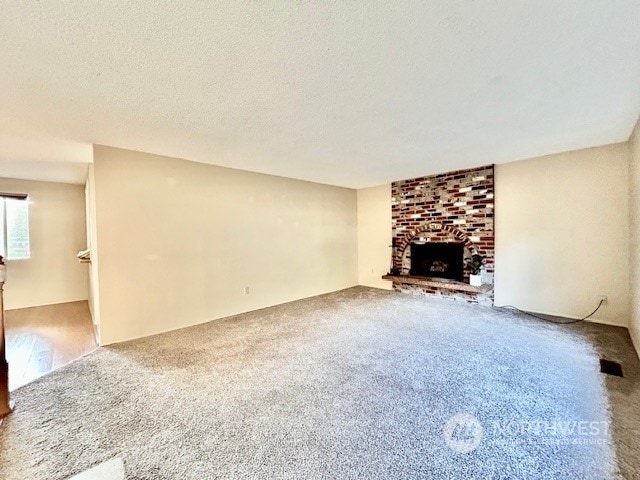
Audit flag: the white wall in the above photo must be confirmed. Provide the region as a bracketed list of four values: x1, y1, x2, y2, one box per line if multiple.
[0, 178, 88, 310]
[495, 143, 631, 326]
[92, 146, 358, 345]
[85, 165, 101, 330]
[357, 185, 392, 289]
[629, 117, 640, 351]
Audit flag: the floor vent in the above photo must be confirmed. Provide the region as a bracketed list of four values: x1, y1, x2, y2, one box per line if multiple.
[599, 359, 623, 378]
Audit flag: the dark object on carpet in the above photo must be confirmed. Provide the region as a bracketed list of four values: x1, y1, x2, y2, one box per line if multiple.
[600, 359, 624, 377]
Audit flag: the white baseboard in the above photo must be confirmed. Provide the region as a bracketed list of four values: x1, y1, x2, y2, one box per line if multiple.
[584, 317, 628, 328]
[630, 327, 640, 358]
[494, 305, 628, 328]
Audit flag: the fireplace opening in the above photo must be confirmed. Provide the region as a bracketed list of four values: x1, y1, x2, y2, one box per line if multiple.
[410, 242, 464, 281]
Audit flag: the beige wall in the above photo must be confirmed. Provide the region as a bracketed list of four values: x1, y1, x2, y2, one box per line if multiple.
[85, 165, 101, 330]
[495, 143, 631, 326]
[629, 117, 640, 351]
[92, 146, 358, 345]
[357, 185, 392, 290]
[0, 178, 88, 310]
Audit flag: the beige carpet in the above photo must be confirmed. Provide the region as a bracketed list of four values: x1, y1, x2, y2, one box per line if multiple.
[0, 287, 638, 479]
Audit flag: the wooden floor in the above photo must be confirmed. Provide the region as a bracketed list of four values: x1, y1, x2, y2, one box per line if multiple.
[5, 301, 97, 391]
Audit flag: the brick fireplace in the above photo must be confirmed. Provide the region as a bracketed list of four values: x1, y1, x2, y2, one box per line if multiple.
[384, 165, 495, 304]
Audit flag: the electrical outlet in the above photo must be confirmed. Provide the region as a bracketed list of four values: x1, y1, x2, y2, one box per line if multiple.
[600, 295, 608, 305]
[244, 286, 250, 295]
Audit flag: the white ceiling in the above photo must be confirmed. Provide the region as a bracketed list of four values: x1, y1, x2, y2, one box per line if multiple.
[1, 1, 639, 187]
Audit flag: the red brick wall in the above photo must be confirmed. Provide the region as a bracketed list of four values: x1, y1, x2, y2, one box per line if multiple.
[391, 165, 495, 303]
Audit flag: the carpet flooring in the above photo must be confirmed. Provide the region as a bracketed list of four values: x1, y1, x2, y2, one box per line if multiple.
[0, 287, 638, 479]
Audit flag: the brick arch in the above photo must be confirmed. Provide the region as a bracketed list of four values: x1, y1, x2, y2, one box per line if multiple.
[394, 223, 476, 270]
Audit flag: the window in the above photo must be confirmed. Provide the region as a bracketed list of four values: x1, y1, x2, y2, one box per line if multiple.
[0, 194, 30, 260]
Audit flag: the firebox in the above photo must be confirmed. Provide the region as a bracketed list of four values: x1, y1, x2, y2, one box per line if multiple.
[410, 242, 464, 281]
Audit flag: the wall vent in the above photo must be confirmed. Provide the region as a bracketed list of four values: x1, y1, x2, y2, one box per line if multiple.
[599, 359, 623, 378]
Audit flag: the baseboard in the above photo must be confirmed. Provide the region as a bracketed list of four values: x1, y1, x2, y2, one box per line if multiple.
[6, 298, 90, 312]
[100, 284, 360, 346]
[494, 305, 628, 328]
[357, 282, 393, 291]
[630, 327, 640, 359]
[584, 317, 628, 328]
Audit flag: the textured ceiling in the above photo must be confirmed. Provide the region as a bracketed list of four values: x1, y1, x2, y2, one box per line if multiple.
[1, 1, 639, 187]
